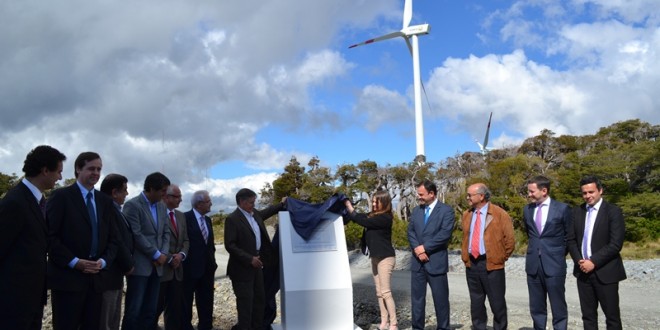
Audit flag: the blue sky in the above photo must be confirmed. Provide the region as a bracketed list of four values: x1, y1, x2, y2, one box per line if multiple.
[1, 0, 659, 211]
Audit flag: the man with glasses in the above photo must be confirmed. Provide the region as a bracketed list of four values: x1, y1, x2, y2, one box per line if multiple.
[156, 184, 189, 329]
[460, 183, 515, 330]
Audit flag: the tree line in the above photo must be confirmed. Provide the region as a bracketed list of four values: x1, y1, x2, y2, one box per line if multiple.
[258, 119, 659, 252]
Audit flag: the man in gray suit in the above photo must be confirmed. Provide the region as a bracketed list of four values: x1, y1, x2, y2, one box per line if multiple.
[121, 172, 171, 330]
[407, 180, 456, 330]
[155, 184, 189, 330]
[523, 175, 572, 330]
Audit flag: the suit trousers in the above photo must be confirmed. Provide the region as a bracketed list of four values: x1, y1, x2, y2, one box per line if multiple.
[262, 263, 280, 330]
[51, 282, 102, 330]
[526, 258, 567, 330]
[231, 269, 265, 330]
[156, 279, 184, 330]
[465, 256, 507, 330]
[576, 273, 622, 330]
[183, 270, 215, 330]
[411, 267, 450, 330]
[100, 288, 123, 330]
[122, 269, 160, 330]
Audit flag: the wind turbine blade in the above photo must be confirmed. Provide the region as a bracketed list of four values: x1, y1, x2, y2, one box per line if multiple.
[348, 31, 405, 48]
[403, 0, 413, 29]
[404, 36, 413, 55]
[483, 112, 492, 148]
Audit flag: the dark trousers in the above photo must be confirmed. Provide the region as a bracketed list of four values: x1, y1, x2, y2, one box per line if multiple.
[231, 269, 265, 330]
[51, 283, 102, 330]
[465, 255, 507, 330]
[576, 273, 622, 330]
[262, 263, 279, 330]
[411, 267, 450, 330]
[183, 270, 215, 330]
[156, 279, 184, 330]
[122, 269, 161, 330]
[527, 259, 567, 330]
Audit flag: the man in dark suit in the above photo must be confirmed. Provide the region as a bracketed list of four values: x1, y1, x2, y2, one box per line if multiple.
[460, 183, 515, 330]
[183, 190, 217, 330]
[156, 184, 189, 330]
[122, 172, 171, 330]
[407, 180, 455, 330]
[523, 175, 572, 330]
[99, 173, 135, 330]
[0, 145, 65, 330]
[224, 188, 285, 330]
[567, 175, 626, 330]
[46, 151, 119, 329]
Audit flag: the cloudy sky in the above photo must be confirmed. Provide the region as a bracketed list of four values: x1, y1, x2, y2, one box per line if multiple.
[1, 0, 658, 212]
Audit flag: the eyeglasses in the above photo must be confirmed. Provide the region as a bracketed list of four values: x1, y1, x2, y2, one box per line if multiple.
[466, 193, 483, 198]
[167, 194, 182, 198]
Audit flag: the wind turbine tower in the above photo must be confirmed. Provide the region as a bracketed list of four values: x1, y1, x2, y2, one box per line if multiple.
[350, 0, 430, 162]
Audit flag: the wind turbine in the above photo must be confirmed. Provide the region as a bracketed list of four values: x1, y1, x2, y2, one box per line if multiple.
[349, 0, 430, 162]
[476, 112, 493, 155]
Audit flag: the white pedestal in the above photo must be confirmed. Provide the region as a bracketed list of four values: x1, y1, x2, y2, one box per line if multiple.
[276, 211, 361, 330]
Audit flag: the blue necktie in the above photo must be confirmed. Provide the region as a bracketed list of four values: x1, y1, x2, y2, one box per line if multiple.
[424, 206, 431, 224]
[86, 191, 98, 258]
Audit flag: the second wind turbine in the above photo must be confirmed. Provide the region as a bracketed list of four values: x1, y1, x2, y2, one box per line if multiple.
[349, 0, 430, 161]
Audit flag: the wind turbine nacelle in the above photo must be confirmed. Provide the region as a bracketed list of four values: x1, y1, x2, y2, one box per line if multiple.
[402, 24, 430, 36]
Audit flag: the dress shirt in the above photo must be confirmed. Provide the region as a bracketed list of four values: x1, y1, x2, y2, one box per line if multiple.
[583, 198, 603, 258]
[68, 181, 106, 269]
[469, 203, 488, 256]
[534, 198, 552, 231]
[21, 178, 43, 204]
[239, 207, 261, 251]
[425, 199, 438, 216]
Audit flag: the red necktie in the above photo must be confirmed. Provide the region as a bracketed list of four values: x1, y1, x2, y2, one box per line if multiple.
[169, 211, 178, 237]
[471, 210, 481, 258]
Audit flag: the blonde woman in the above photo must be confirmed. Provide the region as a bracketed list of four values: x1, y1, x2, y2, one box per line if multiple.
[344, 191, 397, 330]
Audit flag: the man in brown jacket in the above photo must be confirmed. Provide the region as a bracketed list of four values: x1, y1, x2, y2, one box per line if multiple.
[461, 183, 515, 330]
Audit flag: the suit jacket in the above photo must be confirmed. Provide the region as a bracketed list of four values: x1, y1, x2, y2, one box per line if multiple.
[344, 211, 395, 258]
[224, 204, 282, 281]
[122, 193, 170, 277]
[460, 202, 515, 271]
[100, 204, 135, 290]
[183, 210, 217, 281]
[567, 200, 627, 283]
[162, 209, 189, 282]
[46, 183, 118, 292]
[523, 198, 572, 277]
[0, 182, 48, 323]
[407, 201, 455, 275]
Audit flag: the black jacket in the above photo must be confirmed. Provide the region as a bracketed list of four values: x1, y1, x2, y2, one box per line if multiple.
[345, 211, 395, 258]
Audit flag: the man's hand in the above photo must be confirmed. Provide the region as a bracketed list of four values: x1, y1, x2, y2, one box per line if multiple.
[74, 259, 102, 274]
[579, 259, 595, 273]
[251, 256, 263, 269]
[153, 253, 168, 266]
[414, 245, 429, 263]
[169, 253, 183, 268]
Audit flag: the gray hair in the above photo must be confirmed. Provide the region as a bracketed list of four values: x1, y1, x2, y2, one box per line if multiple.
[475, 183, 492, 201]
[190, 190, 210, 208]
[166, 184, 180, 195]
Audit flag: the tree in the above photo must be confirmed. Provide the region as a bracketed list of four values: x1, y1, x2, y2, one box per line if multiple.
[0, 172, 19, 198]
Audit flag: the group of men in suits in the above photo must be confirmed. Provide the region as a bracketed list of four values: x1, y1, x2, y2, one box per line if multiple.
[0, 145, 219, 330]
[410, 176, 627, 330]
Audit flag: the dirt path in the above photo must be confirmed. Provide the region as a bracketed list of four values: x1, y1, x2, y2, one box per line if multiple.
[350, 267, 660, 330]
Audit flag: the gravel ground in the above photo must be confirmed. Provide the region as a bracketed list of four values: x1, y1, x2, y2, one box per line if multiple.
[40, 248, 660, 330]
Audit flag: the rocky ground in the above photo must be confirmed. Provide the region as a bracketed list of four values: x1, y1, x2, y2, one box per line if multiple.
[41, 248, 659, 330]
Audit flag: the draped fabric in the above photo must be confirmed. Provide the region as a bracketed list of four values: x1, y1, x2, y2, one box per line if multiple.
[285, 193, 349, 240]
